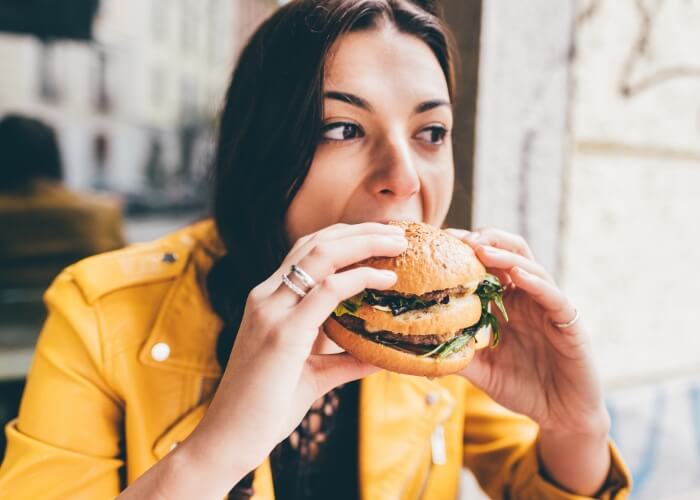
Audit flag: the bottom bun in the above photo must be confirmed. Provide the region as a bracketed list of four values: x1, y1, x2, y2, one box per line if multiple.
[323, 317, 476, 378]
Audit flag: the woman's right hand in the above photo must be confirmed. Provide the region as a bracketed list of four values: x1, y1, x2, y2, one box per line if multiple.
[180, 222, 407, 493]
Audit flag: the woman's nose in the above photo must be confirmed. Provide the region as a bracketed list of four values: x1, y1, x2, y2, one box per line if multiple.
[370, 135, 420, 199]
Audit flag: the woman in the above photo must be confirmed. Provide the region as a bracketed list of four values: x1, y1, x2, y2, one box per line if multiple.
[0, 1, 631, 498]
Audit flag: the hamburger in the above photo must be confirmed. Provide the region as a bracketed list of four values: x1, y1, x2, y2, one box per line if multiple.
[324, 221, 508, 377]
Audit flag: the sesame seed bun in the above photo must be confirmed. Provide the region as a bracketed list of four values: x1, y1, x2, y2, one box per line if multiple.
[345, 221, 486, 295]
[328, 221, 489, 377]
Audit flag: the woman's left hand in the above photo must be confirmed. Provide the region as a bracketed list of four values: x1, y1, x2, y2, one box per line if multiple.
[446, 227, 610, 436]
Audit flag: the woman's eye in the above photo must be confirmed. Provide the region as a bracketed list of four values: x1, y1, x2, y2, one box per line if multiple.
[321, 122, 364, 142]
[416, 126, 448, 145]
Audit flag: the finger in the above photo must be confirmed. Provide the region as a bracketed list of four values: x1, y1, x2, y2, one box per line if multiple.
[509, 266, 578, 328]
[465, 227, 535, 260]
[444, 228, 474, 240]
[308, 352, 380, 396]
[458, 350, 492, 390]
[271, 234, 407, 307]
[292, 266, 397, 333]
[473, 244, 554, 283]
[490, 269, 513, 291]
[288, 222, 404, 259]
[253, 223, 403, 298]
[444, 229, 513, 287]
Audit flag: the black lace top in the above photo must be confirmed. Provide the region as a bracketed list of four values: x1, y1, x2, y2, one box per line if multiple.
[227, 381, 360, 500]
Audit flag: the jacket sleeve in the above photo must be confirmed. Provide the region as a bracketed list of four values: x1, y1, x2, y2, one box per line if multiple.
[0, 271, 124, 499]
[462, 383, 631, 499]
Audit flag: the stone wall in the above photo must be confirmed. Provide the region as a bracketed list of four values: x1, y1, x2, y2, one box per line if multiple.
[468, 0, 700, 497]
[565, 0, 700, 386]
[567, 1, 700, 497]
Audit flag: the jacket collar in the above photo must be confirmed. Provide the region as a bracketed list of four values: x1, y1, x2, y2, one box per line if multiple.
[138, 220, 225, 378]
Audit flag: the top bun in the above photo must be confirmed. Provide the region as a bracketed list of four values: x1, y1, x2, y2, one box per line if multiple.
[351, 221, 486, 295]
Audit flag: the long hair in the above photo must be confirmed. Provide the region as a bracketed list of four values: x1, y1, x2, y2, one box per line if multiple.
[208, 0, 457, 372]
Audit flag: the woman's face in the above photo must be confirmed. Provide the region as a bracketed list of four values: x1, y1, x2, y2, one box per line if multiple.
[285, 26, 455, 244]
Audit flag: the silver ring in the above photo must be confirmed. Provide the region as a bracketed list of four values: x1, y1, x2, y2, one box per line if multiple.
[281, 273, 307, 298]
[290, 264, 316, 289]
[552, 308, 580, 329]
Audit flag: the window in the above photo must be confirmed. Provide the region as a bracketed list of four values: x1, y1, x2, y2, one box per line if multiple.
[38, 42, 60, 102]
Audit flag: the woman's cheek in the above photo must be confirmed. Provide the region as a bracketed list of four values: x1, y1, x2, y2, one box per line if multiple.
[421, 162, 454, 226]
[285, 151, 360, 239]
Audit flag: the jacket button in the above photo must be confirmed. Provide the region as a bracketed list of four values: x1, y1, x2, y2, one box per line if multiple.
[151, 342, 171, 362]
[162, 252, 177, 264]
[426, 392, 439, 406]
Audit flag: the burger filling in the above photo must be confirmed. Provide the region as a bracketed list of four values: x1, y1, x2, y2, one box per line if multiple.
[362, 284, 476, 316]
[332, 274, 508, 359]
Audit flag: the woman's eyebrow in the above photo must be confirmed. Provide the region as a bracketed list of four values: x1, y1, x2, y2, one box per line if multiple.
[414, 99, 451, 114]
[324, 91, 451, 115]
[324, 91, 373, 112]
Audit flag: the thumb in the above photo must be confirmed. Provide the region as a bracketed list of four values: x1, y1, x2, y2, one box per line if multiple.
[458, 354, 491, 394]
[308, 352, 380, 395]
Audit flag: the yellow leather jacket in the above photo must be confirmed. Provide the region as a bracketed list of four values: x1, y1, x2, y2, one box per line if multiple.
[0, 220, 631, 499]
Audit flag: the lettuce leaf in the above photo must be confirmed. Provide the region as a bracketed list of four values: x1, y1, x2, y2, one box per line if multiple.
[333, 293, 364, 317]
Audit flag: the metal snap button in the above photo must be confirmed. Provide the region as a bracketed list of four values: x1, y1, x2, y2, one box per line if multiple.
[151, 342, 171, 362]
[426, 392, 439, 406]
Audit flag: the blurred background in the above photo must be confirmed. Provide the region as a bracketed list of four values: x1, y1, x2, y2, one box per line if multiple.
[0, 1, 698, 498]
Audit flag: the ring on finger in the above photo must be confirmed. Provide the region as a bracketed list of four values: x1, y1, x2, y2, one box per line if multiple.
[291, 264, 317, 289]
[280, 264, 316, 299]
[552, 308, 580, 329]
[281, 273, 307, 298]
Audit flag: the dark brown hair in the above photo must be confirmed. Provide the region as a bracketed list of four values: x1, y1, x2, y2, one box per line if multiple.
[208, 0, 456, 367]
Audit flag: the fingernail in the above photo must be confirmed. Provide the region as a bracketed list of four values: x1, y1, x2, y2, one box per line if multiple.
[388, 225, 405, 233]
[480, 245, 499, 254]
[378, 270, 397, 279]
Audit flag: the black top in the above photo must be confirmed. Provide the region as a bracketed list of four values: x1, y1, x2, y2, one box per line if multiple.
[226, 381, 360, 500]
[270, 381, 360, 500]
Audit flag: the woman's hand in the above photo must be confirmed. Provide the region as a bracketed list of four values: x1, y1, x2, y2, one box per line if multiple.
[446, 227, 609, 436]
[447, 227, 612, 495]
[181, 222, 407, 493]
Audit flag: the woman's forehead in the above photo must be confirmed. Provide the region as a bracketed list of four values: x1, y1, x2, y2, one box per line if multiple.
[323, 28, 450, 102]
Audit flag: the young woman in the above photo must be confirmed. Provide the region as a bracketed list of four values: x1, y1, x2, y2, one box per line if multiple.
[0, 1, 631, 498]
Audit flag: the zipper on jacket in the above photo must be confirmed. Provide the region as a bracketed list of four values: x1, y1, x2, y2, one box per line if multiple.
[410, 422, 448, 500]
[430, 423, 447, 466]
[405, 440, 432, 500]
[417, 395, 454, 500]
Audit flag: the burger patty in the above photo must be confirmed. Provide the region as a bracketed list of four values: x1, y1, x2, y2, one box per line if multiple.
[367, 284, 473, 304]
[334, 314, 459, 345]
